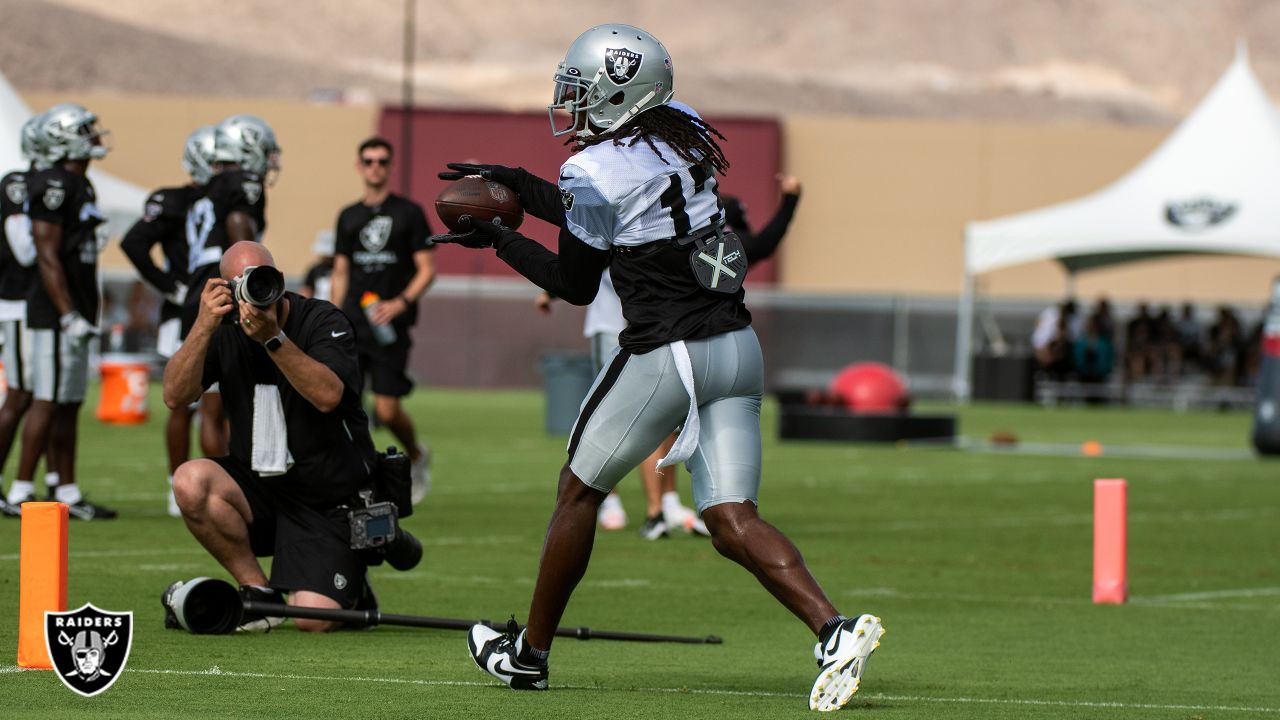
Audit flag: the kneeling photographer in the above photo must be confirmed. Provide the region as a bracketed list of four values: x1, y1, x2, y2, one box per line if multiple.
[163, 241, 420, 633]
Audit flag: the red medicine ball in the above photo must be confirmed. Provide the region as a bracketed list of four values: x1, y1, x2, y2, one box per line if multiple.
[829, 362, 909, 413]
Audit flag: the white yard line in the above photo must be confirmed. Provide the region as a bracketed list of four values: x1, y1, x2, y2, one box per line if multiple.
[2, 664, 1276, 713]
[1134, 587, 1280, 602]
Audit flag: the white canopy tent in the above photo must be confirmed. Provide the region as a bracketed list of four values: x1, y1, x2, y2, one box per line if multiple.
[0, 66, 147, 237]
[954, 47, 1280, 400]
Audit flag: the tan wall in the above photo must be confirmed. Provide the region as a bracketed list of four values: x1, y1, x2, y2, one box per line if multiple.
[21, 92, 380, 277]
[782, 115, 1280, 304]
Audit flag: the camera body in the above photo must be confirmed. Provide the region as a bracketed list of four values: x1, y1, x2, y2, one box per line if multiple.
[348, 448, 421, 571]
[222, 265, 286, 325]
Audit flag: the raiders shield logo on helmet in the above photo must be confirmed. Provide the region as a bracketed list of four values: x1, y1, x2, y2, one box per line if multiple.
[604, 48, 643, 85]
[5, 180, 25, 205]
[45, 604, 134, 697]
[43, 187, 65, 211]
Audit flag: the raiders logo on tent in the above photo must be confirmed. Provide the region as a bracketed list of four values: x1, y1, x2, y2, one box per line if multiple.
[604, 47, 643, 85]
[43, 187, 65, 211]
[45, 604, 134, 697]
[4, 180, 25, 205]
[688, 231, 747, 295]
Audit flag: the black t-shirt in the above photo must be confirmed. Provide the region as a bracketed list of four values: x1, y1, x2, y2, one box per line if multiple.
[121, 185, 195, 323]
[182, 169, 267, 334]
[302, 261, 334, 302]
[201, 292, 375, 508]
[334, 194, 432, 341]
[24, 166, 103, 327]
[0, 170, 33, 302]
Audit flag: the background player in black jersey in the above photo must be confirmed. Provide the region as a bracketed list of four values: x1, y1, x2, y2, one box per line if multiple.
[0, 116, 48, 516]
[181, 114, 281, 461]
[437, 25, 881, 711]
[122, 125, 217, 517]
[11, 104, 116, 519]
[330, 137, 434, 503]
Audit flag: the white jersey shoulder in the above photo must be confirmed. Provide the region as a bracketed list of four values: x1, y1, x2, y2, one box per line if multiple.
[560, 102, 723, 251]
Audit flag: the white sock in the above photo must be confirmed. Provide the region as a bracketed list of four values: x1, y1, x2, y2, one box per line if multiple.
[45, 472, 59, 494]
[54, 483, 82, 505]
[6, 479, 34, 504]
[601, 494, 624, 512]
[661, 491, 683, 512]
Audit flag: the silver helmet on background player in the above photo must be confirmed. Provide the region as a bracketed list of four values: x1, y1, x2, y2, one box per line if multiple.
[548, 23, 675, 138]
[36, 103, 111, 163]
[19, 112, 54, 170]
[181, 125, 217, 185]
[213, 114, 281, 178]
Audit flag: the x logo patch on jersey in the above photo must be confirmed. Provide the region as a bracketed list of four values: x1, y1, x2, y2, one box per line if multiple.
[688, 231, 747, 295]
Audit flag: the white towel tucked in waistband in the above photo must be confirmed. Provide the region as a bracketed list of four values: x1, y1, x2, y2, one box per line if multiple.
[251, 384, 294, 476]
[657, 340, 700, 469]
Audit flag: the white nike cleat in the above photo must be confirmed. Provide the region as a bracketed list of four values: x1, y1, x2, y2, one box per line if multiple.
[598, 494, 628, 530]
[410, 442, 431, 505]
[467, 620, 549, 691]
[809, 614, 884, 712]
[662, 502, 710, 537]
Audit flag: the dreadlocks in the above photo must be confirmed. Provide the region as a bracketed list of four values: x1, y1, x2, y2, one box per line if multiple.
[572, 104, 730, 175]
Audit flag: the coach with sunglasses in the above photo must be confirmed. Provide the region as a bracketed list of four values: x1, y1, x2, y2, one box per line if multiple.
[330, 138, 435, 504]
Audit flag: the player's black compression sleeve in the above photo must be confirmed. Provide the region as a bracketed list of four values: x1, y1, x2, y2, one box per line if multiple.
[741, 192, 800, 264]
[494, 226, 608, 305]
[121, 220, 179, 294]
[511, 169, 566, 227]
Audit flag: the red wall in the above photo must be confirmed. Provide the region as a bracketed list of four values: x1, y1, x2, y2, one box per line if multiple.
[379, 107, 782, 283]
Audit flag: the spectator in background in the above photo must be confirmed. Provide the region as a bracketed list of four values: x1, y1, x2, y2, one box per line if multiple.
[1152, 305, 1182, 380]
[1207, 305, 1244, 386]
[1124, 302, 1155, 382]
[1176, 303, 1203, 374]
[1091, 296, 1115, 342]
[1032, 299, 1077, 378]
[298, 231, 335, 302]
[1073, 315, 1114, 394]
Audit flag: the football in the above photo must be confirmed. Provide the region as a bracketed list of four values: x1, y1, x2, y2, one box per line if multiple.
[434, 176, 524, 233]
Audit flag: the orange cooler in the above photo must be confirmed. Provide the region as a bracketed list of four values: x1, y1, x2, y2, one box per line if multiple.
[97, 353, 151, 424]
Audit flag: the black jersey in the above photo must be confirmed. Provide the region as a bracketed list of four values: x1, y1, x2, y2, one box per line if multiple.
[24, 166, 103, 328]
[182, 169, 267, 334]
[121, 185, 196, 323]
[200, 292, 376, 508]
[334, 194, 432, 343]
[0, 170, 33, 302]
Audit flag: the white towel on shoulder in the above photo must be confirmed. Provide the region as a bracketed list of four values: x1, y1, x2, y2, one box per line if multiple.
[657, 340, 700, 469]
[251, 384, 294, 476]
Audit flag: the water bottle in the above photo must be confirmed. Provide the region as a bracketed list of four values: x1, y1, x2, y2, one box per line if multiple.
[360, 292, 397, 345]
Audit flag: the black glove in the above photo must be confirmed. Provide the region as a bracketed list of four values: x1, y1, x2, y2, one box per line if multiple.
[428, 217, 509, 249]
[438, 163, 521, 188]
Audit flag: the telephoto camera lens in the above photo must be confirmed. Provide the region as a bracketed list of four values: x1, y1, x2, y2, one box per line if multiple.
[382, 529, 423, 571]
[239, 265, 286, 307]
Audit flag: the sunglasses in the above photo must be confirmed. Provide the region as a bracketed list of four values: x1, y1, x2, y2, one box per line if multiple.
[360, 157, 390, 167]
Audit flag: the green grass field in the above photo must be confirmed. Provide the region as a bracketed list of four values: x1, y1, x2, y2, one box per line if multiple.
[1, 387, 1277, 718]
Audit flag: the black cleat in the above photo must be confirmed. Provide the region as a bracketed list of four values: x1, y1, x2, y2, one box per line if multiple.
[237, 585, 286, 633]
[467, 618, 549, 690]
[65, 498, 118, 520]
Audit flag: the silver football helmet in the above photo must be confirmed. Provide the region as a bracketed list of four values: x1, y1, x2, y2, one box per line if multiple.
[19, 113, 54, 170]
[37, 103, 111, 162]
[213, 114, 281, 178]
[548, 24, 675, 138]
[181, 125, 217, 185]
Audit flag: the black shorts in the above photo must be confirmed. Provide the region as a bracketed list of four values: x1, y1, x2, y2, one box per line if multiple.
[359, 337, 413, 397]
[215, 455, 368, 607]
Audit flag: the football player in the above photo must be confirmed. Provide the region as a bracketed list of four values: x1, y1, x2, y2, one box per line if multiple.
[180, 114, 281, 458]
[0, 116, 49, 516]
[10, 103, 116, 519]
[120, 125, 216, 516]
[438, 25, 882, 710]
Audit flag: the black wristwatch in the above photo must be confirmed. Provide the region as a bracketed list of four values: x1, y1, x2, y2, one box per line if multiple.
[263, 331, 285, 352]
